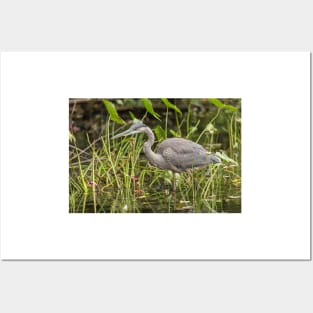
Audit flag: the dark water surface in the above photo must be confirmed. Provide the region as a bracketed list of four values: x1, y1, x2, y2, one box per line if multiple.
[70, 184, 241, 214]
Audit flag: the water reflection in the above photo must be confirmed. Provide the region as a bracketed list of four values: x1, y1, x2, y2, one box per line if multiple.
[70, 187, 241, 213]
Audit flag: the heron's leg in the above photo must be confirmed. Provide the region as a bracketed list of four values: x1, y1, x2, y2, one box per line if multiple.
[173, 172, 176, 193]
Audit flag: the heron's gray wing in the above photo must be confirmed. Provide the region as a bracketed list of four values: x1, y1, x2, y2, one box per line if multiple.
[156, 138, 209, 172]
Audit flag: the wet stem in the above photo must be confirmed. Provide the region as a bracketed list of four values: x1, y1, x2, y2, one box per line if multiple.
[196, 108, 221, 143]
[228, 113, 237, 158]
[105, 122, 121, 190]
[175, 111, 181, 137]
[92, 152, 97, 213]
[129, 140, 135, 193]
[73, 139, 88, 193]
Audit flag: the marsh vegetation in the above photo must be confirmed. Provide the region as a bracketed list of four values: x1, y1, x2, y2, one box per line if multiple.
[69, 98, 241, 213]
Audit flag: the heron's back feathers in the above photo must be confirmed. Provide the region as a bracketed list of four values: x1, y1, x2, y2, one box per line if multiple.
[155, 138, 220, 172]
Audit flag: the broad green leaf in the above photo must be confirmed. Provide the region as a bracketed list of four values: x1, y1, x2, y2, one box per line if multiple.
[223, 104, 238, 112]
[154, 125, 166, 141]
[141, 98, 161, 120]
[102, 99, 125, 125]
[161, 98, 182, 115]
[208, 98, 224, 108]
[208, 98, 238, 112]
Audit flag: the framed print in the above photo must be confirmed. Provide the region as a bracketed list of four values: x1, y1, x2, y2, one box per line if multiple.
[0, 52, 310, 259]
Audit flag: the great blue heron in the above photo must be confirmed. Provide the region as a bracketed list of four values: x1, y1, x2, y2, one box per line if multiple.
[112, 122, 221, 192]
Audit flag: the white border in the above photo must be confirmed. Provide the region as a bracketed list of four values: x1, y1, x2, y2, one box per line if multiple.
[0, 52, 310, 259]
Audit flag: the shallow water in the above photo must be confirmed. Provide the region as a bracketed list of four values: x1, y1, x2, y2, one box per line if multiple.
[70, 184, 241, 213]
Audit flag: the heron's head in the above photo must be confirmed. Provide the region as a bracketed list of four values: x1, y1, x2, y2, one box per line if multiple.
[112, 122, 148, 139]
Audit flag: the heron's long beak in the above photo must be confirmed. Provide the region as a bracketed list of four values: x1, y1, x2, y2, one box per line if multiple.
[112, 129, 136, 139]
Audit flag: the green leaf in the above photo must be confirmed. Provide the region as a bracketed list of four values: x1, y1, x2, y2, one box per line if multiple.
[141, 98, 161, 120]
[102, 100, 125, 125]
[208, 98, 238, 112]
[161, 98, 182, 115]
[154, 125, 166, 141]
[128, 111, 136, 120]
[169, 129, 180, 137]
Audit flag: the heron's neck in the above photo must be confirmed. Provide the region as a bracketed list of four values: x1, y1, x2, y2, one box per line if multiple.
[142, 127, 161, 164]
[143, 127, 155, 147]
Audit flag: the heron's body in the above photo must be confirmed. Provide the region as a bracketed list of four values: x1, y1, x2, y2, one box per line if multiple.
[112, 122, 221, 191]
[146, 137, 214, 173]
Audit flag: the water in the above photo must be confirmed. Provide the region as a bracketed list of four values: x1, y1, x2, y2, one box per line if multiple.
[70, 183, 241, 213]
